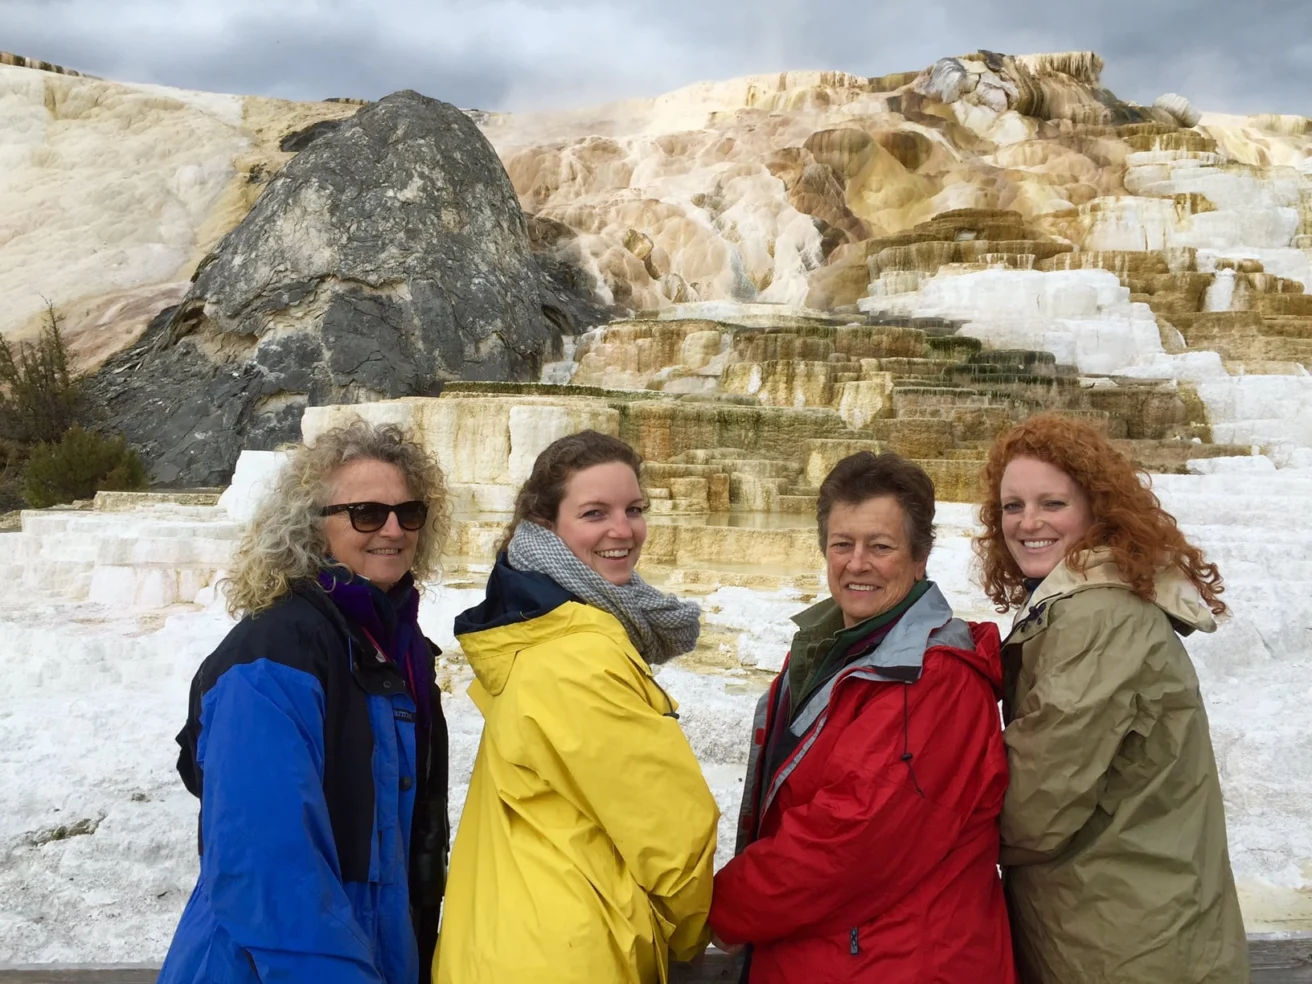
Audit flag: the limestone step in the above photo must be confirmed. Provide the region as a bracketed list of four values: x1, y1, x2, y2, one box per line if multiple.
[923, 334, 984, 359]
[777, 494, 818, 514]
[651, 564, 818, 593]
[730, 474, 799, 510]
[671, 447, 798, 464]
[1050, 408, 1115, 433]
[875, 357, 956, 378]
[1153, 471, 1312, 496]
[19, 558, 95, 599]
[912, 459, 984, 503]
[642, 521, 819, 571]
[717, 460, 805, 480]
[644, 463, 726, 484]
[93, 535, 236, 567]
[7, 502, 240, 608]
[892, 377, 963, 389]
[93, 489, 223, 510]
[1153, 505, 1312, 532]
[17, 511, 81, 536]
[895, 402, 1022, 421]
[801, 438, 885, 485]
[866, 418, 956, 458]
[86, 564, 219, 608]
[1114, 440, 1254, 473]
[16, 524, 238, 560]
[1220, 359, 1309, 375]
[647, 499, 714, 516]
[20, 531, 101, 563]
[620, 400, 864, 461]
[947, 365, 1082, 388]
[892, 386, 1012, 411]
[1258, 316, 1312, 340]
[20, 510, 241, 539]
[962, 348, 1073, 377]
[1256, 294, 1312, 317]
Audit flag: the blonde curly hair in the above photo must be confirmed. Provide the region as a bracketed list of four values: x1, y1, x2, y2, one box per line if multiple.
[223, 418, 450, 618]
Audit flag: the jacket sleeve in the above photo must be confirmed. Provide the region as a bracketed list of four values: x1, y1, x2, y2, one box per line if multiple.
[999, 593, 1152, 866]
[515, 635, 720, 962]
[709, 656, 992, 946]
[197, 656, 384, 984]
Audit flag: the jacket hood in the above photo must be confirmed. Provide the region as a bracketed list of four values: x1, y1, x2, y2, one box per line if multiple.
[454, 554, 638, 697]
[956, 620, 1005, 695]
[1014, 549, 1217, 636]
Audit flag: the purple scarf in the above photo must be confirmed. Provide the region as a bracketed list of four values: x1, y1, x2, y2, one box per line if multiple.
[317, 569, 434, 729]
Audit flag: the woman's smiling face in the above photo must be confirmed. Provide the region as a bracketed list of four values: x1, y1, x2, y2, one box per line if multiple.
[824, 495, 927, 628]
[999, 456, 1094, 579]
[550, 461, 648, 585]
[321, 458, 418, 590]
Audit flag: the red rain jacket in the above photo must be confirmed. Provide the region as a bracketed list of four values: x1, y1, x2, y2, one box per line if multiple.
[710, 588, 1016, 984]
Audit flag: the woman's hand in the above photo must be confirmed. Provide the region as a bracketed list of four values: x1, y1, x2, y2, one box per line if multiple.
[711, 932, 744, 956]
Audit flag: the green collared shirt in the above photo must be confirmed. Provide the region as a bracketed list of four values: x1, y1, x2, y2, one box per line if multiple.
[787, 578, 933, 719]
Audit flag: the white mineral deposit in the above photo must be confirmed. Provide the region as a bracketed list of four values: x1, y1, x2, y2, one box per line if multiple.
[3, 460, 1312, 959]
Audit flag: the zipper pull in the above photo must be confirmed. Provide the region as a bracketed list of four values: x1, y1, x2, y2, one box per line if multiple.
[850, 927, 859, 955]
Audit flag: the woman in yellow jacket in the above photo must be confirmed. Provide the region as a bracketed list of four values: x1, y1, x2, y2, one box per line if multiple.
[436, 430, 718, 984]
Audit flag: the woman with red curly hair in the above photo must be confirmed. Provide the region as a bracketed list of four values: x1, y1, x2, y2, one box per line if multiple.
[975, 414, 1248, 984]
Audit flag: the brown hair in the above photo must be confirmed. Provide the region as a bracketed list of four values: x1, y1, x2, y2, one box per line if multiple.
[495, 430, 643, 554]
[975, 413, 1226, 614]
[816, 451, 936, 559]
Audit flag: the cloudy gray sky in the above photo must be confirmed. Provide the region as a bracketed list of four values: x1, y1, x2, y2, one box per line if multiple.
[5, 0, 1310, 117]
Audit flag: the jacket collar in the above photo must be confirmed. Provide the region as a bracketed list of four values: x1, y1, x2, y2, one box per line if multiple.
[790, 595, 848, 638]
[456, 555, 650, 698]
[788, 582, 969, 737]
[287, 578, 409, 696]
[1010, 549, 1218, 640]
[786, 580, 931, 707]
[453, 553, 575, 636]
[317, 568, 418, 646]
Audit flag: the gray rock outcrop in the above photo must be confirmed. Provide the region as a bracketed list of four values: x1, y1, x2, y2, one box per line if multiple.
[87, 89, 586, 486]
[1154, 92, 1202, 128]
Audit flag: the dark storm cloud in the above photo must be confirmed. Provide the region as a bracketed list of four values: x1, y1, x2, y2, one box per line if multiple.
[3, 0, 1309, 117]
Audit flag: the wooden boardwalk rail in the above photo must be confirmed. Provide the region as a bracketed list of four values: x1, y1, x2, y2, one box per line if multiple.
[2, 937, 1310, 982]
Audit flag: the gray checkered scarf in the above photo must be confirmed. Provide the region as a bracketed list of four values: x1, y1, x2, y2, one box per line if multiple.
[507, 519, 701, 664]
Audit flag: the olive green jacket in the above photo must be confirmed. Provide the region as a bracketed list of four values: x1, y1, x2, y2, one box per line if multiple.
[1000, 551, 1249, 984]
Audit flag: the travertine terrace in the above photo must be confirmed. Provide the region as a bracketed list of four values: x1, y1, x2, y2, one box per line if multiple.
[477, 50, 1312, 458]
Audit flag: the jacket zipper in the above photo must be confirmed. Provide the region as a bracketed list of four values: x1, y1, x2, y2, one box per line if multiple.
[850, 927, 860, 955]
[761, 665, 863, 818]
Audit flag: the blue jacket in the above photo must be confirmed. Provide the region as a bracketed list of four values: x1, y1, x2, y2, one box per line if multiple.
[159, 577, 448, 984]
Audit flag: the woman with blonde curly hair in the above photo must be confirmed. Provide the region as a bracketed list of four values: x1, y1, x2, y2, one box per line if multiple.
[975, 413, 1248, 984]
[160, 418, 452, 984]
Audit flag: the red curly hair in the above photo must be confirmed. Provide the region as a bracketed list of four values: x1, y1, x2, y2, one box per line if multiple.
[974, 413, 1226, 615]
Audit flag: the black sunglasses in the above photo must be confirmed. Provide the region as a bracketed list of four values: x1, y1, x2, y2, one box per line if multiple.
[320, 500, 428, 533]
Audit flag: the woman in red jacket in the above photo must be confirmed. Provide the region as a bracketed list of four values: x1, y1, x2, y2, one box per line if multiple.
[710, 451, 1016, 983]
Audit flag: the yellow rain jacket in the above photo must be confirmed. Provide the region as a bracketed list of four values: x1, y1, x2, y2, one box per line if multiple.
[435, 560, 718, 984]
